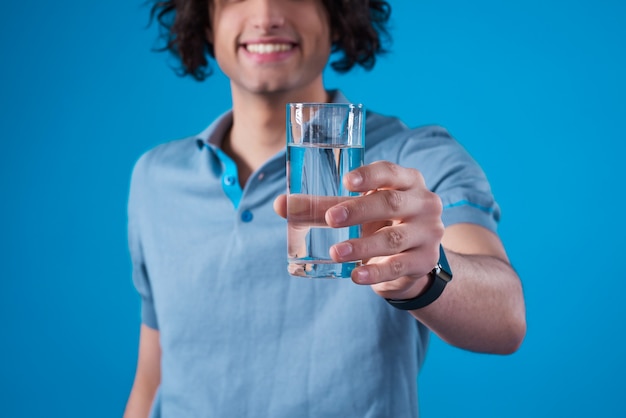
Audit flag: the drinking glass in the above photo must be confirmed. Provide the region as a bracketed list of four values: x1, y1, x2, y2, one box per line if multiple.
[286, 103, 365, 278]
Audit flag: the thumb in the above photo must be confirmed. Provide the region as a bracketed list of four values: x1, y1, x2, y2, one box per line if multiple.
[273, 194, 287, 219]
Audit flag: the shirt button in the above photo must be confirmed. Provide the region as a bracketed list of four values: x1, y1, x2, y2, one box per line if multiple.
[224, 175, 236, 186]
[258, 172, 265, 181]
[241, 210, 253, 223]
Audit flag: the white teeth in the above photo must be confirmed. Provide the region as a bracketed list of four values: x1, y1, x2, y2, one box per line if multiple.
[245, 43, 293, 54]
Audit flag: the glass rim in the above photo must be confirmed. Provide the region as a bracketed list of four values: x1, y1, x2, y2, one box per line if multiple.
[287, 102, 364, 110]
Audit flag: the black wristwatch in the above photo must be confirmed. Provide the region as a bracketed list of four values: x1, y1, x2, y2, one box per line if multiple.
[385, 245, 453, 310]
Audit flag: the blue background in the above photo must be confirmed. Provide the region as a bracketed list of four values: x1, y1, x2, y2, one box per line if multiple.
[1, 0, 624, 416]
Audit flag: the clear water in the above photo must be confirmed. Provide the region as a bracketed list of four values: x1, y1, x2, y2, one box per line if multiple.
[287, 144, 364, 278]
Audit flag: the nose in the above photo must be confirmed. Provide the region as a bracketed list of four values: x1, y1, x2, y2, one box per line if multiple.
[250, 0, 285, 30]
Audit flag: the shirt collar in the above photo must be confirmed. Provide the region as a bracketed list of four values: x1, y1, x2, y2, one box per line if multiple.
[195, 89, 350, 150]
[195, 110, 233, 151]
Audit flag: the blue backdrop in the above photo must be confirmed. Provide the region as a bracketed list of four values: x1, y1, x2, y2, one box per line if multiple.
[1, 0, 624, 417]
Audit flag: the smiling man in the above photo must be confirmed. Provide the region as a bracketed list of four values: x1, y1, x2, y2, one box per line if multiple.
[124, 1, 526, 417]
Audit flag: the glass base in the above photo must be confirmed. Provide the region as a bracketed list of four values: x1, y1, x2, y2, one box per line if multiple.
[288, 260, 360, 279]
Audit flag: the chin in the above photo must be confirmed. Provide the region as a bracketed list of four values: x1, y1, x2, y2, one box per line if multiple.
[244, 82, 295, 96]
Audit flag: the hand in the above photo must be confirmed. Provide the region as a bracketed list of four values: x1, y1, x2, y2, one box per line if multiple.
[274, 161, 444, 300]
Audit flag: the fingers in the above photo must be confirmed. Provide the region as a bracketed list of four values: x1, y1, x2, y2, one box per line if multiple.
[329, 162, 445, 286]
[330, 221, 443, 269]
[344, 160, 426, 193]
[279, 161, 445, 289]
[326, 162, 439, 228]
[280, 162, 432, 227]
[286, 194, 354, 227]
[352, 246, 440, 285]
[287, 223, 310, 259]
[326, 186, 442, 228]
[274, 194, 352, 225]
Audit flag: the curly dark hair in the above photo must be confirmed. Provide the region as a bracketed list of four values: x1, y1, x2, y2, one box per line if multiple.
[149, 0, 392, 81]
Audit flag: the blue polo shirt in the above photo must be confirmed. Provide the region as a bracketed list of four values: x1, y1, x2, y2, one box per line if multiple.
[128, 91, 500, 417]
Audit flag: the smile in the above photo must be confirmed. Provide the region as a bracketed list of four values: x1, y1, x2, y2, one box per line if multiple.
[245, 43, 294, 54]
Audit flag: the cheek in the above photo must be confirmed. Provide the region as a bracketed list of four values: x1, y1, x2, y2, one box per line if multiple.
[311, 29, 332, 63]
[210, 12, 239, 54]
[311, 19, 333, 55]
[210, 24, 235, 67]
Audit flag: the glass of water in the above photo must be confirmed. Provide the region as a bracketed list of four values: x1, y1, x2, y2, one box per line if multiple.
[286, 102, 365, 278]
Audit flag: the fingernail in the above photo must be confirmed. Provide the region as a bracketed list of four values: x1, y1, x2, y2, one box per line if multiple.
[334, 242, 353, 258]
[355, 269, 370, 284]
[327, 206, 348, 224]
[349, 172, 363, 187]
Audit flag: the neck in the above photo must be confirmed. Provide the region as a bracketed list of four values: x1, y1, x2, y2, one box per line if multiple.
[224, 79, 330, 186]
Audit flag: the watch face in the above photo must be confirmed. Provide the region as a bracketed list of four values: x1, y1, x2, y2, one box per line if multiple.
[438, 246, 453, 282]
[435, 264, 453, 282]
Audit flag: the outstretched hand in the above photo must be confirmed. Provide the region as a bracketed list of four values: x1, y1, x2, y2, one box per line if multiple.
[274, 160, 444, 301]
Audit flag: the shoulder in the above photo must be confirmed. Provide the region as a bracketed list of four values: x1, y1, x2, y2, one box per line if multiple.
[365, 110, 455, 148]
[128, 136, 202, 212]
[131, 110, 232, 181]
[131, 136, 201, 184]
[133, 136, 201, 174]
[363, 109, 493, 194]
[364, 110, 470, 168]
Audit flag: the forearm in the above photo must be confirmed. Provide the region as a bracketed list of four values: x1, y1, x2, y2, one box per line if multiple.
[411, 251, 526, 354]
[124, 381, 158, 418]
[124, 324, 161, 418]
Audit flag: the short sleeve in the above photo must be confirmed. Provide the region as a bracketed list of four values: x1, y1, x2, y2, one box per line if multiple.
[128, 157, 159, 330]
[398, 126, 501, 233]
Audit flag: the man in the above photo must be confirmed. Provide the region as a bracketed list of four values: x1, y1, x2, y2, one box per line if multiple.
[125, 0, 526, 417]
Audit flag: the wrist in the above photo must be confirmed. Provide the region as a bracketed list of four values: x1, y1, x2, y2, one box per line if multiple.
[385, 245, 453, 310]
